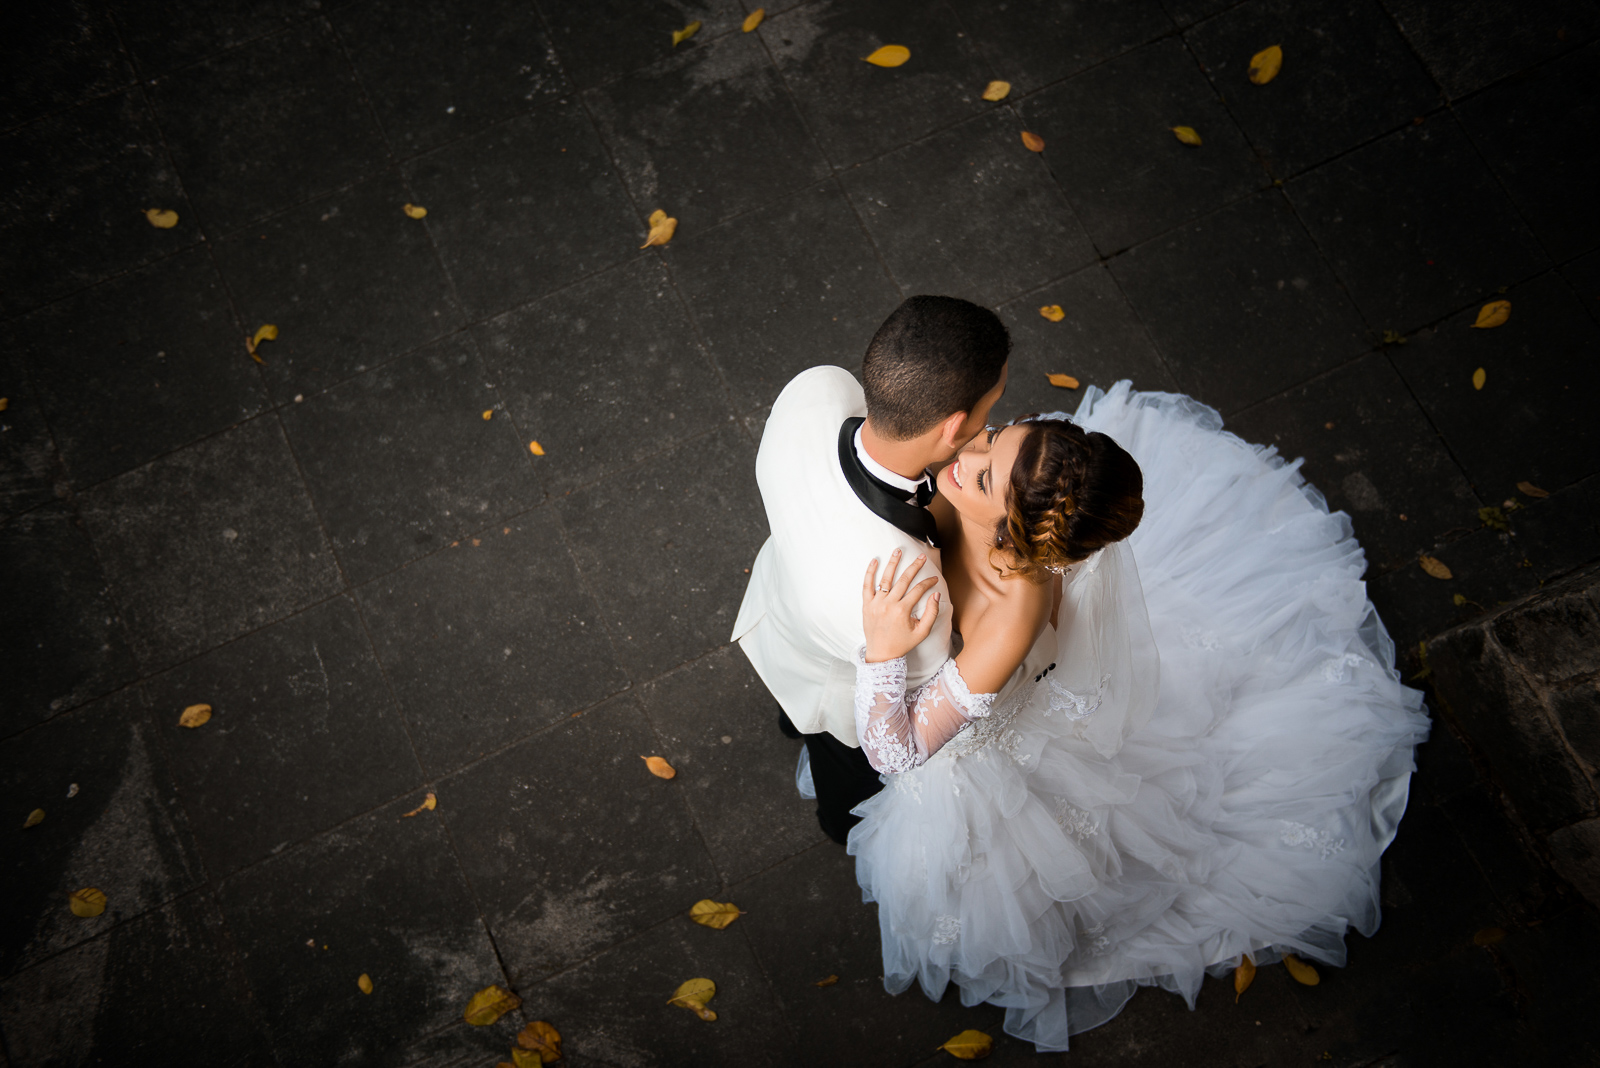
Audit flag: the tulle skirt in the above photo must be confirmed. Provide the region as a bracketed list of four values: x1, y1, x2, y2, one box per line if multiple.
[844, 382, 1432, 1051]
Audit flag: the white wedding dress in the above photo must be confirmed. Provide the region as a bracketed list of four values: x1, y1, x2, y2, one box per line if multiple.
[837, 382, 1432, 1052]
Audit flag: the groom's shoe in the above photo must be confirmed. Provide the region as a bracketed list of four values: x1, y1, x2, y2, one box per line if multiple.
[777, 709, 804, 740]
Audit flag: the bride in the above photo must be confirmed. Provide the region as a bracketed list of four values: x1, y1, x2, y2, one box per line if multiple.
[843, 383, 1432, 1051]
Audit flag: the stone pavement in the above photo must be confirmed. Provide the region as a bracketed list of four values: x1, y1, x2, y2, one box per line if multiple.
[3, 0, 1598, 1065]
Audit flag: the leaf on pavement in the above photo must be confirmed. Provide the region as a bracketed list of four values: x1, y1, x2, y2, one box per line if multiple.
[1472, 367, 1486, 390]
[401, 792, 437, 817]
[1282, 953, 1320, 985]
[1171, 125, 1202, 145]
[178, 703, 213, 728]
[402, 203, 428, 219]
[24, 808, 45, 828]
[145, 208, 179, 228]
[1478, 506, 1509, 530]
[1471, 300, 1511, 329]
[358, 973, 373, 994]
[641, 208, 677, 248]
[464, 984, 522, 1026]
[1234, 954, 1255, 1002]
[1418, 555, 1452, 580]
[1038, 304, 1065, 321]
[1020, 130, 1045, 152]
[743, 9, 764, 32]
[642, 755, 677, 779]
[669, 977, 717, 1021]
[689, 899, 743, 929]
[511, 1050, 542, 1068]
[483, 410, 494, 420]
[672, 20, 701, 46]
[1453, 593, 1468, 606]
[940, 1029, 993, 1060]
[1047, 373, 1080, 390]
[982, 80, 1011, 101]
[1247, 45, 1283, 84]
[814, 974, 839, 987]
[864, 45, 911, 67]
[1517, 481, 1548, 498]
[70, 887, 107, 918]
[517, 1020, 562, 1059]
[529, 440, 546, 456]
[246, 324, 278, 364]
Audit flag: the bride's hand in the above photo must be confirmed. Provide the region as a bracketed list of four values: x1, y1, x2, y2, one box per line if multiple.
[862, 549, 941, 663]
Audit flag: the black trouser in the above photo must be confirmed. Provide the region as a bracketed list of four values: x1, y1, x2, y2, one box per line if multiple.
[780, 709, 884, 845]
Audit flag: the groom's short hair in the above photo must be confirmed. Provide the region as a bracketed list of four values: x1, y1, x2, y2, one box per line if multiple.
[862, 296, 1010, 440]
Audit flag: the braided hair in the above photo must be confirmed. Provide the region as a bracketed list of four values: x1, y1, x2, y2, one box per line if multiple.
[994, 418, 1144, 577]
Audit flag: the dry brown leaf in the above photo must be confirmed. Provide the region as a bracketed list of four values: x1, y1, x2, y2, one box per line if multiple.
[940, 1030, 994, 1060]
[1038, 304, 1065, 321]
[688, 899, 743, 929]
[742, 8, 764, 31]
[1047, 373, 1080, 390]
[1020, 130, 1045, 152]
[1418, 555, 1453, 580]
[1472, 367, 1487, 390]
[517, 1020, 562, 1060]
[1234, 955, 1256, 1002]
[1473, 927, 1507, 946]
[401, 792, 437, 818]
[814, 974, 839, 987]
[178, 703, 213, 728]
[0, 398, 7, 411]
[982, 80, 1011, 101]
[642, 755, 677, 779]
[24, 808, 45, 828]
[1282, 953, 1320, 986]
[1517, 481, 1549, 498]
[145, 208, 179, 229]
[70, 887, 107, 918]
[640, 208, 678, 248]
[402, 203, 428, 219]
[463, 984, 521, 1026]
[672, 20, 701, 46]
[497, 1063, 516, 1068]
[529, 441, 545, 456]
[1171, 126, 1202, 145]
[1471, 300, 1511, 329]
[1247, 45, 1283, 85]
[864, 44, 911, 67]
[358, 973, 374, 994]
[510, 1050, 542, 1068]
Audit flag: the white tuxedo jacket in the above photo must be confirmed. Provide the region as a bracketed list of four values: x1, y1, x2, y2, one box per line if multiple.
[732, 366, 953, 746]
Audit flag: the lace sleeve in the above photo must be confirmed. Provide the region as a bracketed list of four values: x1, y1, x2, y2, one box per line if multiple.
[853, 649, 996, 774]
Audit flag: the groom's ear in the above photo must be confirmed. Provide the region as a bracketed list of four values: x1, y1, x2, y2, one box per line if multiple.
[938, 410, 970, 449]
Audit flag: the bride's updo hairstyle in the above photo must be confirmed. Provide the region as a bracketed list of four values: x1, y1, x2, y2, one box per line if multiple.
[996, 418, 1144, 576]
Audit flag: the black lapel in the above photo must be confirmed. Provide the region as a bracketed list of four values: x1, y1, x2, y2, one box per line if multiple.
[837, 417, 940, 548]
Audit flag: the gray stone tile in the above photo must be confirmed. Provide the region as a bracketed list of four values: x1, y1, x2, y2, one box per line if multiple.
[0, 688, 202, 978]
[111, 0, 322, 79]
[13, 246, 268, 489]
[1381, 0, 1600, 99]
[0, 340, 62, 519]
[215, 794, 507, 1066]
[1226, 351, 1478, 574]
[400, 101, 641, 320]
[637, 645, 825, 884]
[764, 0, 994, 169]
[1389, 270, 1600, 500]
[1455, 40, 1600, 264]
[438, 695, 721, 984]
[1367, 526, 1535, 650]
[585, 29, 831, 230]
[668, 182, 902, 416]
[332, 0, 568, 157]
[537, 0, 750, 90]
[77, 415, 342, 670]
[953, 0, 1174, 95]
[0, 90, 199, 318]
[211, 175, 465, 404]
[1288, 115, 1548, 333]
[1441, 787, 1556, 923]
[147, 18, 388, 234]
[141, 595, 423, 878]
[1019, 37, 1265, 253]
[2, 1, 136, 131]
[357, 505, 627, 775]
[989, 264, 1180, 427]
[1110, 189, 1367, 411]
[1493, 906, 1600, 1065]
[1161, 0, 1243, 27]
[1185, 0, 1440, 177]
[557, 424, 766, 681]
[1505, 474, 1600, 583]
[474, 257, 731, 494]
[841, 107, 1097, 308]
[281, 335, 543, 585]
[0, 893, 270, 1067]
[0, 502, 137, 737]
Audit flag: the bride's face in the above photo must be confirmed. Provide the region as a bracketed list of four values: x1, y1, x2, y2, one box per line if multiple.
[938, 424, 1026, 528]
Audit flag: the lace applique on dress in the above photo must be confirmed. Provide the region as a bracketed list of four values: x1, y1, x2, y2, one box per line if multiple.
[1054, 798, 1099, 842]
[1045, 673, 1112, 720]
[1181, 624, 1224, 651]
[932, 915, 961, 945]
[1279, 820, 1348, 860]
[852, 650, 998, 775]
[1079, 923, 1112, 957]
[1320, 653, 1367, 683]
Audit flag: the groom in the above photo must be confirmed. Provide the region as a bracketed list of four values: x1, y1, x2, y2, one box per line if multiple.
[731, 296, 1010, 843]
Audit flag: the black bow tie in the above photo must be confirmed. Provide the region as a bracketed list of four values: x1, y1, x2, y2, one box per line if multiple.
[911, 479, 935, 508]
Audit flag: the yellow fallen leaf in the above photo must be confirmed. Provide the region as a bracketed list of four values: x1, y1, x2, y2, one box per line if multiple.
[1473, 927, 1507, 946]
[743, 8, 764, 32]
[483, 410, 494, 420]
[70, 887, 107, 918]
[1234, 954, 1256, 1002]
[511, 1050, 542, 1068]
[673, 20, 701, 46]
[1471, 300, 1511, 329]
[358, 973, 373, 994]
[0, 398, 7, 411]
[982, 80, 1011, 101]
[252, 324, 279, 347]
[688, 899, 743, 929]
[814, 974, 839, 987]
[642, 755, 676, 779]
[1453, 593, 1468, 606]
[640, 208, 678, 248]
[1418, 555, 1452, 580]
[178, 703, 213, 728]
[463, 984, 521, 1026]
[669, 977, 717, 1020]
[1283, 953, 1320, 985]
[402, 203, 428, 219]
[940, 1029, 993, 1060]
[529, 440, 545, 456]
[24, 808, 45, 828]
[864, 44, 911, 67]
[401, 792, 437, 818]
[1517, 481, 1549, 498]
[1247, 45, 1283, 85]
[1038, 304, 1065, 321]
[145, 208, 179, 228]
[1047, 373, 1080, 390]
[1172, 125, 1202, 145]
[1021, 130, 1045, 152]
[1472, 367, 1486, 390]
[517, 1020, 561, 1059]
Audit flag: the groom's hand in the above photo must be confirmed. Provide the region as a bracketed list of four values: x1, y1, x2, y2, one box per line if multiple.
[863, 549, 940, 663]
